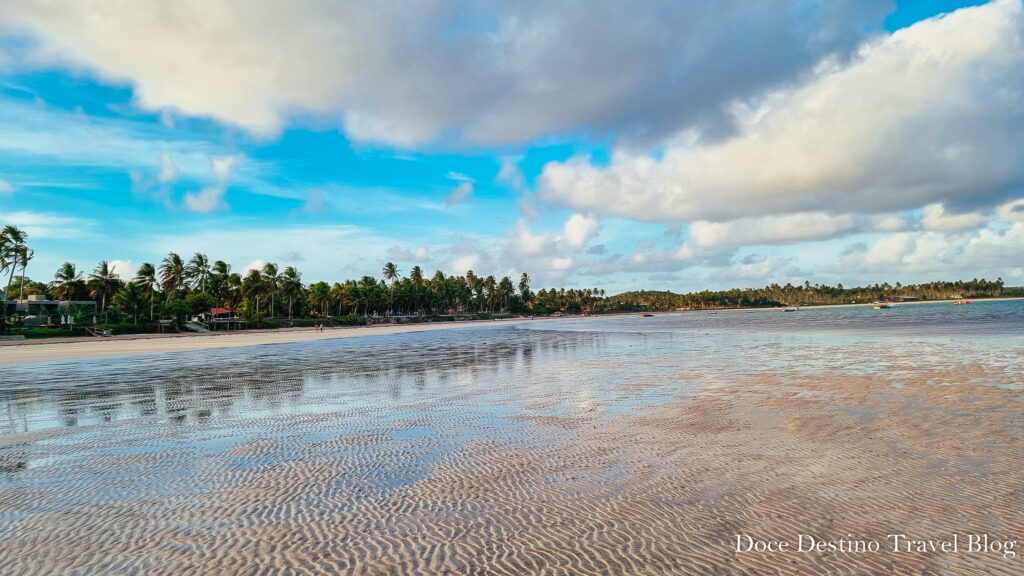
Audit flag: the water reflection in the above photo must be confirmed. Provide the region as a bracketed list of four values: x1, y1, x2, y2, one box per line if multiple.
[0, 329, 598, 435]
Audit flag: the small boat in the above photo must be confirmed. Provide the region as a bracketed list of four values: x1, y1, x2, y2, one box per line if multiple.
[953, 299, 971, 305]
[873, 300, 892, 309]
[641, 313, 654, 317]
[783, 306, 800, 312]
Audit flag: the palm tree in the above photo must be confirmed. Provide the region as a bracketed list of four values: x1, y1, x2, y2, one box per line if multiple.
[519, 272, 531, 307]
[17, 245, 34, 300]
[409, 265, 424, 315]
[159, 252, 186, 301]
[51, 262, 84, 301]
[1, 225, 27, 303]
[134, 263, 158, 322]
[279, 266, 303, 319]
[208, 260, 231, 305]
[114, 282, 146, 324]
[242, 269, 266, 314]
[382, 262, 400, 316]
[87, 260, 124, 312]
[187, 252, 211, 293]
[261, 262, 280, 317]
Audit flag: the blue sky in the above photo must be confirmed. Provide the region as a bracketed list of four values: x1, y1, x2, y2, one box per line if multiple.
[1, 0, 1022, 293]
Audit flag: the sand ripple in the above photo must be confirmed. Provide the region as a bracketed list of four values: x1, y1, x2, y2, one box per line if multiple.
[0, 331, 1021, 574]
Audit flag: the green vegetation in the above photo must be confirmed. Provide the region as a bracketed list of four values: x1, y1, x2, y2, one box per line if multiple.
[2, 221, 1022, 337]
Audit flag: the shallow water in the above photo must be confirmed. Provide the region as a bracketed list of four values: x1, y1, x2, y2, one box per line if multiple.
[0, 300, 1022, 574]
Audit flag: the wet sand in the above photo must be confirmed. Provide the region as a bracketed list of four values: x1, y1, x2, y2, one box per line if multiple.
[0, 318, 544, 367]
[1, 334, 1021, 575]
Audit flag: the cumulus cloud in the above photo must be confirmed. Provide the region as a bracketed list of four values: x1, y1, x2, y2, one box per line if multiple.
[539, 0, 1024, 224]
[445, 182, 473, 206]
[562, 214, 600, 249]
[386, 245, 430, 262]
[0, 0, 890, 146]
[184, 155, 241, 213]
[841, 222, 1024, 276]
[107, 259, 134, 280]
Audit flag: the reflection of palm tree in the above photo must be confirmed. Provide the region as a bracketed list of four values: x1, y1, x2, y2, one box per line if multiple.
[134, 263, 157, 321]
[51, 262, 84, 301]
[87, 260, 124, 311]
[159, 252, 186, 301]
[382, 262, 399, 316]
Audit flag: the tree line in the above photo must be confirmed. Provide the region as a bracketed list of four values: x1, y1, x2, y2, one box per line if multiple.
[3, 223, 1021, 330]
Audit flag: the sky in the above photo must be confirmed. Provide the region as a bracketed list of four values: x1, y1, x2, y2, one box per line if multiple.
[1, 0, 1022, 293]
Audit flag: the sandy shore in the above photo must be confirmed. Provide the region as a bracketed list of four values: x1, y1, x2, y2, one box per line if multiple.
[0, 318, 546, 366]
[1, 335, 1020, 575]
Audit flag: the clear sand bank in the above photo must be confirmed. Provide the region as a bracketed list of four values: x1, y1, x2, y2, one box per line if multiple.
[0, 317, 545, 366]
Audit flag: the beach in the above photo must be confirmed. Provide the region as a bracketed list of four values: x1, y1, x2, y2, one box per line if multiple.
[1, 301, 1022, 574]
[0, 318, 541, 367]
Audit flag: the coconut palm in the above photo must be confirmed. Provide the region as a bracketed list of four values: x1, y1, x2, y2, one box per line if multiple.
[261, 262, 280, 317]
[114, 281, 146, 324]
[242, 269, 266, 314]
[278, 266, 303, 319]
[208, 260, 231, 305]
[134, 263, 158, 321]
[159, 252, 186, 301]
[87, 260, 124, 312]
[51, 262, 85, 301]
[2, 225, 27, 302]
[17, 245, 34, 300]
[409, 265, 424, 314]
[187, 252, 211, 293]
[519, 272, 531, 306]
[382, 262, 400, 316]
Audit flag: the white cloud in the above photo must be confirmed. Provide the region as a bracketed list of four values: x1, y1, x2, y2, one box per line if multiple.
[539, 0, 1024, 223]
[0, 0, 890, 146]
[687, 213, 856, 249]
[243, 259, 267, 274]
[496, 157, 525, 190]
[562, 213, 600, 249]
[386, 245, 430, 263]
[999, 197, 1024, 221]
[445, 182, 473, 206]
[920, 203, 986, 231]
[0, 209, 95, 239]
[107, 259, 134, 280]
[0, 178, 12, 195]
[842, 223, 1024, 276]
[446, 171, 474, 183]
[184, 155, 241, 213]
[157, 152, 178, 183]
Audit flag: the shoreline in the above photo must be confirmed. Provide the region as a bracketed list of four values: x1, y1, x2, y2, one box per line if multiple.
[0, 317, 557, 367]
[2, 298, 1019, 367]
